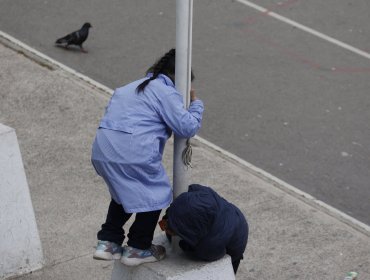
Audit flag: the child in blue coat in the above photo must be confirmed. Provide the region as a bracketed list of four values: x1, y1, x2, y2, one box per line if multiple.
[91, 49, 204, 266]
[159, 184, 248, 274]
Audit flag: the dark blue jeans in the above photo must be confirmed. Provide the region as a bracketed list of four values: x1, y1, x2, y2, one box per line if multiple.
[97, 199, 161, 250]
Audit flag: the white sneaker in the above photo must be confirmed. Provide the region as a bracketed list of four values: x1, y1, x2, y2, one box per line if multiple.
[93, 240, 123, 260]
[120, 244, 166, 266]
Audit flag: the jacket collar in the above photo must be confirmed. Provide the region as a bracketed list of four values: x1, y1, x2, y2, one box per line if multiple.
[146, 73, 175, 88]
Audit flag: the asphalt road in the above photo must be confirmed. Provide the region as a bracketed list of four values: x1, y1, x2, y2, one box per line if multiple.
[1, 0, 369, 225]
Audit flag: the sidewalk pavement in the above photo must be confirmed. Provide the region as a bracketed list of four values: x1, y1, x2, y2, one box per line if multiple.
[0, 36, 369, 280]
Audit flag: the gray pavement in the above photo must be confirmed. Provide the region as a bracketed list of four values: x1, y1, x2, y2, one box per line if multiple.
[0, 38, 369, 280]
[1, 0, 370, 226]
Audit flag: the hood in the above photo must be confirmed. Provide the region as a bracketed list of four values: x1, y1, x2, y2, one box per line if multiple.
[167, 184, 220, 247]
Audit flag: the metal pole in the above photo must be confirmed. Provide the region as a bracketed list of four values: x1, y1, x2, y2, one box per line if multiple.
[173, 0, 193, 252]
[173, 0, 193, 199]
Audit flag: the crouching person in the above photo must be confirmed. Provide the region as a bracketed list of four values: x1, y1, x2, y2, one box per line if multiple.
[159, 184, 248, 274]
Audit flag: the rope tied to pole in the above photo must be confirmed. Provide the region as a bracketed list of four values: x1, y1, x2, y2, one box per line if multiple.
[182, 138, 193, 168]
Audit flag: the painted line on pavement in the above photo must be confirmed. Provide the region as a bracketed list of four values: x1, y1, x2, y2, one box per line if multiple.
[1, 29, 369, 235]
[236, 0, 370, 60]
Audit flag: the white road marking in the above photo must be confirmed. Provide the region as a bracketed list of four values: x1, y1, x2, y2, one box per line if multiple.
[1, 29, 369, 235]
[236, 0, 370, 60]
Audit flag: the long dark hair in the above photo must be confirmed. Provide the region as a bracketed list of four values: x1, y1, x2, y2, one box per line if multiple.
[136, 49, 195, 93]
[136, 49, 176, 93]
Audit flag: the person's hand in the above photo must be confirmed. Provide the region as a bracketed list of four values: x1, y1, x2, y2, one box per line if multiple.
[158, 218, 176, 236]
[190, 88, 198, 102]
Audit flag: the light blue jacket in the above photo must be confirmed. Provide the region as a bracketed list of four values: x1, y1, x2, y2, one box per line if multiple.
[91, 74, 204, 213]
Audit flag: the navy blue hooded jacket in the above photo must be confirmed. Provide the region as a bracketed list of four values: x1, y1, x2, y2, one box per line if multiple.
[167, 184, 248, 263]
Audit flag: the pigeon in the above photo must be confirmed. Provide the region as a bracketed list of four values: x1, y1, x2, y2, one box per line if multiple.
[55, 22, 92, 52]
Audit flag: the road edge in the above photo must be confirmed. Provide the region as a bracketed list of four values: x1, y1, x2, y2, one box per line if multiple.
[1, 30, 369, 237]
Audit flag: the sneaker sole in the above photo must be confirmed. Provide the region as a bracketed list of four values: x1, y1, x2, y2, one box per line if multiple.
[120, 255, 165, 266]
[93, 251, 122, 261]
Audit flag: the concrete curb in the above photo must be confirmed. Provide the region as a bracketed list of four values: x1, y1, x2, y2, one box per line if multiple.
[111, 235, 235, 280]
[0, 124, 44, 279]
[193, 136, 370, 237]
[1, 29, 369, 239]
